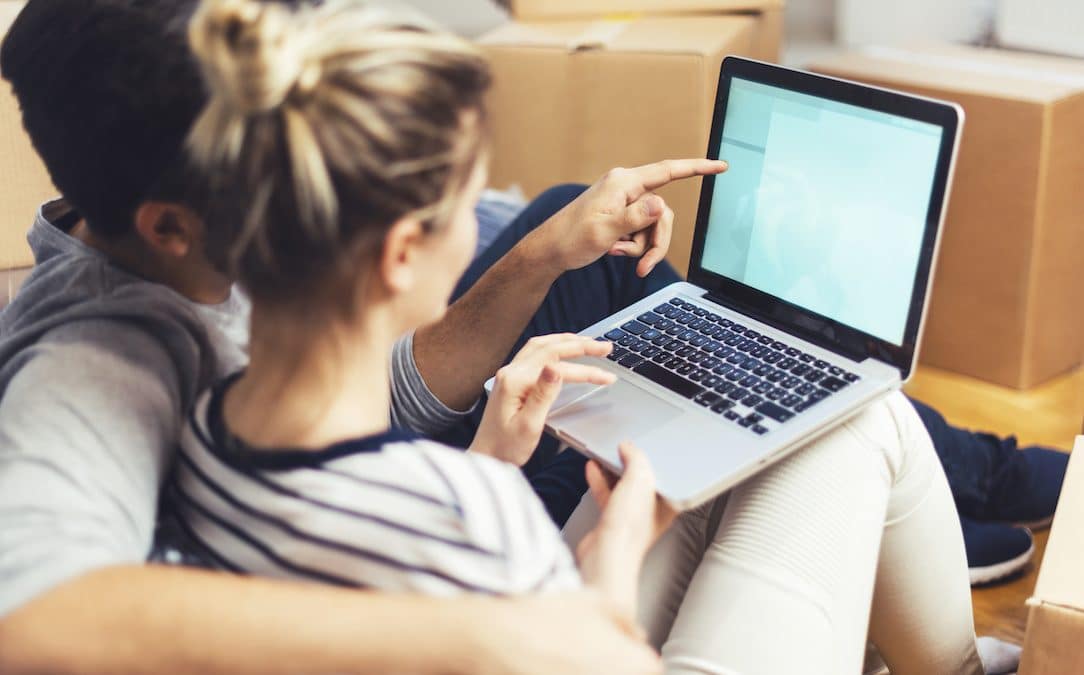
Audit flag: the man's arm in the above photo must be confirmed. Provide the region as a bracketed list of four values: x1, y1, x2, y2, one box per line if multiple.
[415, 160, 728, 411]
[0, 566, 661, 675]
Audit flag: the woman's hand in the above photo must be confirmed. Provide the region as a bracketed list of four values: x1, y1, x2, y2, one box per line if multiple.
[577, 444, 678, 620]
[469, 334, 616, 466]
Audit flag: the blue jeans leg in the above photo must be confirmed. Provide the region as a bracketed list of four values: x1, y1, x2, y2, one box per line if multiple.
[438, 184, 681, 525]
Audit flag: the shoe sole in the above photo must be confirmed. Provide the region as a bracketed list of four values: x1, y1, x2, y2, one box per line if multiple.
[1012, 515, 1054, 530]
[969, 539, 1036, 586]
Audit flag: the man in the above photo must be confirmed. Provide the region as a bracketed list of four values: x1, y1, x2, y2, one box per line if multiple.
[0, 0, 714, 672]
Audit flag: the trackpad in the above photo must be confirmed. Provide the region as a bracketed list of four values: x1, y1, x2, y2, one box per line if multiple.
[549, 379, 683, 462]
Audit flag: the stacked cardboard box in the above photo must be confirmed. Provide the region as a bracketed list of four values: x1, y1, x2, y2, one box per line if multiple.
[481, 1, 784, 276]
[1, 1, 54, 275]
[811, 46, 1084, 389]
[997, 0, 1084, 60]
[1019, 438, 1084, 675]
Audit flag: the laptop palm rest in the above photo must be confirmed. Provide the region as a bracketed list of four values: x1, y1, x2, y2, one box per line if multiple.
[548, 380, 683, 465]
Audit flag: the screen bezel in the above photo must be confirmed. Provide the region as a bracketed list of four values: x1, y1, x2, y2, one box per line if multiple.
[688, 56, 960, 379]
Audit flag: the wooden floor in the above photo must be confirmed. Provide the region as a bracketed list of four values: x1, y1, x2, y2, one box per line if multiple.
[903, 365, 1082, 645]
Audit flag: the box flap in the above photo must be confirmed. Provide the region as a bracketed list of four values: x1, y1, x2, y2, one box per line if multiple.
[811, 44, 1084, 104]
[480, 15, 756, 56]
[508, 0, 783, 21]
[1031, 438, 1084, 610]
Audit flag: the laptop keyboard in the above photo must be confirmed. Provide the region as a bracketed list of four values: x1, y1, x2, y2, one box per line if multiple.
[600, 297, 862, 436]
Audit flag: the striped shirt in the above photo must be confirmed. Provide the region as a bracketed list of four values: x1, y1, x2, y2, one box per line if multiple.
[168, 377, 581, 595]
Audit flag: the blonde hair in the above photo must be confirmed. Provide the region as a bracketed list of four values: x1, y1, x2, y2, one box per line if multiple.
[186, 0, 490, 305]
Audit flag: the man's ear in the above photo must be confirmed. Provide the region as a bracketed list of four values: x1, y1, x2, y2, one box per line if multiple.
[379, 216, 426, 294]
[133, 202, 202, 258]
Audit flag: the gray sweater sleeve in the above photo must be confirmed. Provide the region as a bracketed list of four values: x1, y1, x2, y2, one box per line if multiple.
[0, 321, 188, 616]
[389, 331, 477, 437]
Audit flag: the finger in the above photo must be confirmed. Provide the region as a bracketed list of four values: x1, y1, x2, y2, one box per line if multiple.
[623, 159, 728, 200]
[551, 362, 617, 386]
[523, 335, 613, 364]
[616, 442, 656, 495]
[586, 460, 616, 511]
[513, 333, 583, 360]
[622, 194, 664, 233]
[637, 205, 673, 278]
[518, 363, 564, 426]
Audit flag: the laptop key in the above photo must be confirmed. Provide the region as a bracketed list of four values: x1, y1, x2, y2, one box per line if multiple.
[727, 387, 750, 401]
[618, 335, 636, 347]
[604, 329, 627, 341]
[695, 392, 721, 407]
[701, 357, 722, 371]
[739, 356, 759, 371]
[751, 424, 769, 436]
[809, 389, 830, 402]
[756, 401, 794, 423]
[702, 375, 722, 388]
[676, 346, 695, 358]
[665, 324, 684, 336]
[687, 352, 705, 365]
[689, 335, 709, 348]
[641, 347, 660, 359]
[781, 394, 803, 408]
[720, 318, 734, 328]
[715, 382, 736, 395]
[778, 357, 798, 370]
[668, 298, 683, 306]
[713, 363, 734, 376]
[752, 382, 772, 395]
[772, 341, 787, 351]
[738, 413, 763, 428]
[782, 376, 803, 389]
[798, 353, 814, 363]
[757, 335, 773, 346]
[785, 347, 800, 357]
[687, 319, 706, 331]
[621, 321, 648, 335]
[765, 369, 785, 383]
[796, 383, 816, 397]
[742, 395, 764, 408]
[726, 353, 745, 365]
[641, 329, 662, 341]
[654, 303, 673, 314]
[814, 359, 829, 369]
[745, 330, 760, 339]
[804, 370, 826, 383]
[843, 372, 860, 383]
[676, 363, 694, 376]
[767, 387, 786, 401]
[762, 352, 782, 364]
[711, 400, 735, 414]
[677, 312, 695, 325]
[638, 312, 663, 326]
[791, 363, 812, 376]
[723, 411, 741, 421]
[820, 376, 848, 392]
[692, 307, 708, 317]
[753, 364, 773, 377]
[618, 354, 644, 368]
[725, 369, 744, 382]
[689, 369, 708, 382]
[664, 357, 684, 370]
[632, 362, 704, 400]
[739, 375, 759, 388]
[608, 347, 629, 361]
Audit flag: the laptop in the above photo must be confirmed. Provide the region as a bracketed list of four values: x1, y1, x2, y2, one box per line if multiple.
[530, 57, 964, 509]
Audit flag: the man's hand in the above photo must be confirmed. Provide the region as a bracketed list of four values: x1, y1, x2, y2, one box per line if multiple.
[530, 159, 728, 278]
[477, 591, 662, 675]
[469, 335, 615, 466]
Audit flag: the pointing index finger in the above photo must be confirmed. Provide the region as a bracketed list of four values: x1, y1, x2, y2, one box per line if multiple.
[625, 159, 728, 200]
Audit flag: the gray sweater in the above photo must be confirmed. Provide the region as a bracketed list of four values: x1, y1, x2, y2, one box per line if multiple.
[0, 201, 470, 615]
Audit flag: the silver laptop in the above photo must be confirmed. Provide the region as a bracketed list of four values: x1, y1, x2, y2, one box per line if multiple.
[538, 57, 964, 509]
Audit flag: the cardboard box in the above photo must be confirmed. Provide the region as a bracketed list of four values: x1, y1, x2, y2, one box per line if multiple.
[836, 0, 995, 47]
[0, 1, 55, 272]
[997, 0, 1084, 60]
[811, 46, 1084, 389]
[503, 0, 782, 22]
[1019, 438, 1084, 675]
[480, 14, 779, 275]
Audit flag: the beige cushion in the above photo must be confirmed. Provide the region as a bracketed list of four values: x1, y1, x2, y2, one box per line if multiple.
[0, 1, 57, 272]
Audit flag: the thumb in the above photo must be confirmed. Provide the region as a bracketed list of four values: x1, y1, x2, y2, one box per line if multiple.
[623, 194, 664, 232]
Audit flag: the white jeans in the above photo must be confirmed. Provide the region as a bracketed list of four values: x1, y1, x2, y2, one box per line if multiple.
[563, 391, 984, 675]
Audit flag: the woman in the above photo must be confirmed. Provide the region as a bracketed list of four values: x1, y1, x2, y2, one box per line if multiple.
[172, 0, 986, 673]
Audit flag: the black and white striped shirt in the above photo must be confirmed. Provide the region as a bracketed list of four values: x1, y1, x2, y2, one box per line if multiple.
[168, 378, 581, 595]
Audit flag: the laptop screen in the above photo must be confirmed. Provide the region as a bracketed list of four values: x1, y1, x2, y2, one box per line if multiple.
[699, 77, 944, 346]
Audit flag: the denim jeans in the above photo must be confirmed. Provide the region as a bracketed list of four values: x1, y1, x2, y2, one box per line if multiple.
[439, 184, 680, 525]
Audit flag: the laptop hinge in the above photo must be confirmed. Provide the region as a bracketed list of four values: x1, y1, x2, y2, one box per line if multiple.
[703, 291, 867, 363]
